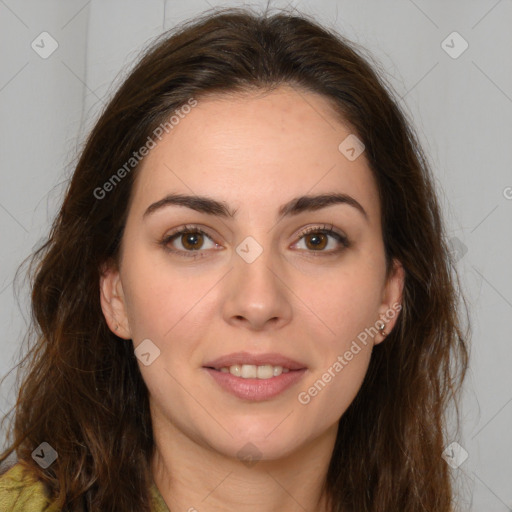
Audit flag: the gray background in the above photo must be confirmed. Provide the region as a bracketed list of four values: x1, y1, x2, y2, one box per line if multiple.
[1, 0, 511, 510]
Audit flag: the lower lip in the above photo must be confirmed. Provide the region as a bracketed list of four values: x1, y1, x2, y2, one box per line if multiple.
[203, 368, 307, 401]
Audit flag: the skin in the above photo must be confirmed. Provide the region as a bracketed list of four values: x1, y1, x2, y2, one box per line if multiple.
[100, 84, 404, 512]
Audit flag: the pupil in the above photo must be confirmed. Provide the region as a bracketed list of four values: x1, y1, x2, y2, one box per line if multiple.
[184, 233, 201, 249]
[308, 233, 326, 249]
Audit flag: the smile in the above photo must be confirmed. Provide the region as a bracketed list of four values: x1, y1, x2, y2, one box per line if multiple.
[213, 364, 290, 379]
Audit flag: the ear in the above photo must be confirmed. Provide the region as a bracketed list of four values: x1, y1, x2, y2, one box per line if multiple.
[374, 258, 405, 345]
[99, 261, 132, 340]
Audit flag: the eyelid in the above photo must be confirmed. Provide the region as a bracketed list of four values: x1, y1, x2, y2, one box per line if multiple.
[295, 223, 347, 242]
[164, 224, 216, 241]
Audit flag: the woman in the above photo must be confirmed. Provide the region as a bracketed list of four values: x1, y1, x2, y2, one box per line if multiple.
[0, 6, 469, 511]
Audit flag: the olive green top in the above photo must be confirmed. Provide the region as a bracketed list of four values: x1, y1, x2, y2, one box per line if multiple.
[0, 463, 170, 511]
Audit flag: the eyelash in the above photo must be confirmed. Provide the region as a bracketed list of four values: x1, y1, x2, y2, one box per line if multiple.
[159, 223, 350, 259]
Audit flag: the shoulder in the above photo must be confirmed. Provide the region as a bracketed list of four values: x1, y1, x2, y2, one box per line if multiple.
[0, 462, 60, 512]
[2, 461, 169, 512]
[149, 480, 171, 512]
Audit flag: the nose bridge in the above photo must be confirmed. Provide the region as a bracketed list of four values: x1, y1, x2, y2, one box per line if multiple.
[222, 232, 292, 329]
[233, 233, 280, 301]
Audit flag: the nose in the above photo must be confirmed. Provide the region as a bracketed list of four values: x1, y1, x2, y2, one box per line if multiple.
[221, 244, 293, 331]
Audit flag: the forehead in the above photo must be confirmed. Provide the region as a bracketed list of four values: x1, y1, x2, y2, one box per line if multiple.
[130, 85, 380, 225]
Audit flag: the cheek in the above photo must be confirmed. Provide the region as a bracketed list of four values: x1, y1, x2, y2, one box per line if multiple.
[293, 265, 380, 413]
[120, 248, 196, 338]
[122, 274, 177, 341]
[120, 252, 221, 369]
[297, 337, 373, 425]
[297, 264, 383, 346]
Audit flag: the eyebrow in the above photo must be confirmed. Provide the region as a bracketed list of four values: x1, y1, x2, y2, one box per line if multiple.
[143, 192, 368, 222]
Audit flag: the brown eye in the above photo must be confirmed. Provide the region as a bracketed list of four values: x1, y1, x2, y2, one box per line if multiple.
[304, 232, 328, 250]
[180, 231, 205, 251]
[295, 225, 349, 254]
[160, 226, 219, 258]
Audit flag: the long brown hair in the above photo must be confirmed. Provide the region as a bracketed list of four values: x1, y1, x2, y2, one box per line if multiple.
[0, 6, 470, 511]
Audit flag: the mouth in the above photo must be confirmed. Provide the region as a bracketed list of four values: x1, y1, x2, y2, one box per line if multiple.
[202, 352, 308, 401]
[202, 351, 307, 378]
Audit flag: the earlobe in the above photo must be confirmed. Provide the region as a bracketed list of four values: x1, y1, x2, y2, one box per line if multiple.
[99, 263, 132, 340]
[375, 258, 405, 344]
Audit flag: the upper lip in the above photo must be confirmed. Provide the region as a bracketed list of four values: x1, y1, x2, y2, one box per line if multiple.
[203, 352, 307, 370]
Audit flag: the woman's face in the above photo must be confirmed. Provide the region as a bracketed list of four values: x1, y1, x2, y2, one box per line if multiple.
[100, 85, 404, 461]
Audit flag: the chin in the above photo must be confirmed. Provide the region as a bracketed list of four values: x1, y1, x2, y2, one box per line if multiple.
[212, 426, 307, 462]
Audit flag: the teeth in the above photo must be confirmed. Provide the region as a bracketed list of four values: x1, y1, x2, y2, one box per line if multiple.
[218, 364, 292, 379]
